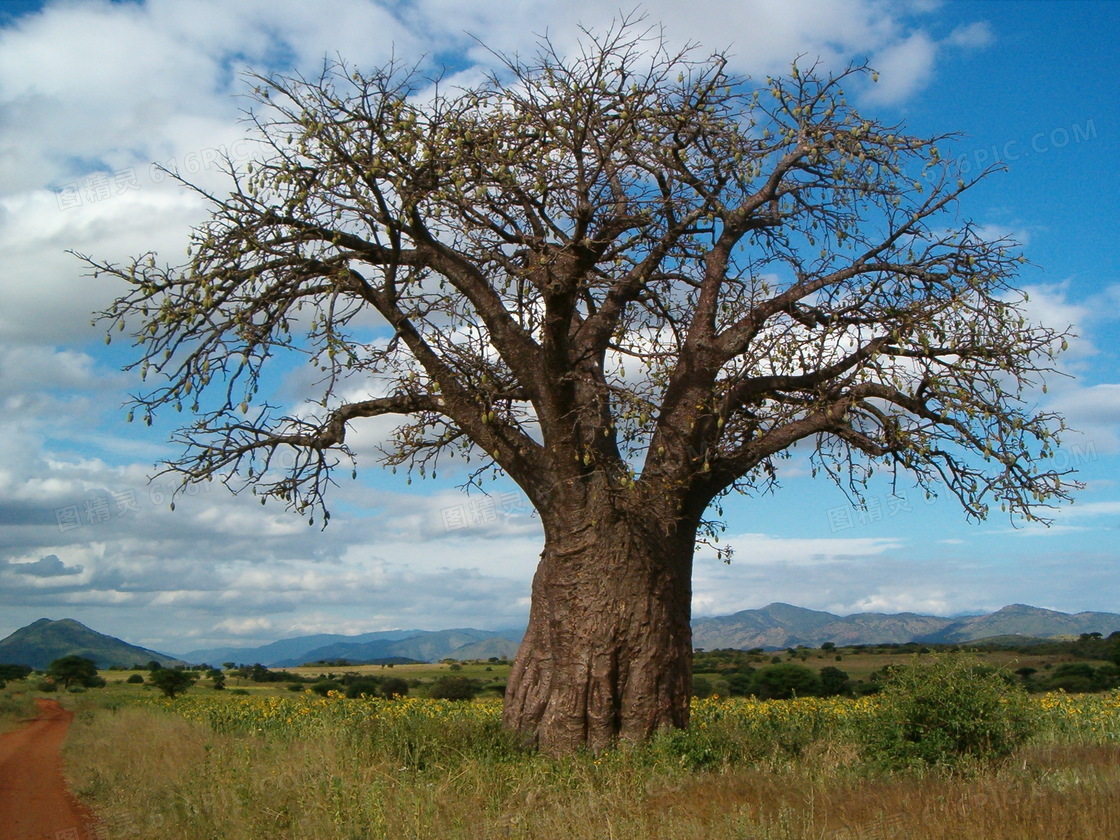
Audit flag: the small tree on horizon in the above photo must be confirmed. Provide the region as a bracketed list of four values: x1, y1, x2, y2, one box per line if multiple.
[148, 668, 197, 698]
[47, 655, 99, 690]
[84, 21, 1076, 754]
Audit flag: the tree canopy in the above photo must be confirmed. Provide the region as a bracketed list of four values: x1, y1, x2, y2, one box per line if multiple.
[47, 655, 99, 689]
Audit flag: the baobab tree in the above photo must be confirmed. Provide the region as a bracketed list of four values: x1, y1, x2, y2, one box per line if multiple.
[83, 23, 1075, 754]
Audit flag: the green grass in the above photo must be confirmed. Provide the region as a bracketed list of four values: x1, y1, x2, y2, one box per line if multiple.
[53, 685, 1120, 840]
[0, 684, 37, 734]
[1, 652, 1111, 838]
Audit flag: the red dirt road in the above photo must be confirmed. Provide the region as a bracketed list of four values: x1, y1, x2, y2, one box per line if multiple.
[0, 699, 96, 840]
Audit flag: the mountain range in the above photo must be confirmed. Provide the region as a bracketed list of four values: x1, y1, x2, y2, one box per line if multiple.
[2, 604, 1118, 670]
[182, 627, 524, 668]
[691, 602, 1120, 651]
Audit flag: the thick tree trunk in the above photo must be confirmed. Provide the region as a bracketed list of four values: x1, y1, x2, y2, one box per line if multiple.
[502, 505, 695, 755]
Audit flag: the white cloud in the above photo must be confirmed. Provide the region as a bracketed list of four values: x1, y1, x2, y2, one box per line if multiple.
[1057, 499, 1120, 520]
[1050, 384, 1120, 453]
[864, 30, 938, 105]
[213, 616, 276, 636]
[946, 21, 993, 49]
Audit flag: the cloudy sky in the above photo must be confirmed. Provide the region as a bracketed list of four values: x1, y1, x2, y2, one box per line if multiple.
[1, 0, 1117, 656]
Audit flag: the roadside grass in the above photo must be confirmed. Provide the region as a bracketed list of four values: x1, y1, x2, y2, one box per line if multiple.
[0, 683, 38, 734]
[59, 689, 1120, 840]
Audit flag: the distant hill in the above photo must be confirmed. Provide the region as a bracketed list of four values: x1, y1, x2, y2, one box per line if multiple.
[445, 636, 520, 661]
[0, 618, 187, 670]
[917, 604, 1120, 645]
[692, 603, 1120, 651]
[181, 627, 525, 667]
[182, 629, 425, 668]
[271, 629, 519, 668]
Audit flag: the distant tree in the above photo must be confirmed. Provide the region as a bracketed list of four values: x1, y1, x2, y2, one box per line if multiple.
[148, 668, 197, 698]
[429, 676, 478, 701]
[309, 679, 343, 696]
[750, 663, 822, 700]
[1042, 662, 1118, 693]
[381, 677, 410, 699]
[126, 673, 145, 684]
[86, 21, 1077, 753]
[47, 656, 99, 689]
[726, 671, 756, 697]
[821, 642, 836, 652]
[691, 675, 713, 698]
[818, 665, 851, 696]
[0, 664, 32, 685]
[344, 677, 383, 698]
[210, 670, 226, 690]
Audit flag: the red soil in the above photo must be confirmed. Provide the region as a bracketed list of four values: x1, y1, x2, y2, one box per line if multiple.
[0, 699, 97, 840]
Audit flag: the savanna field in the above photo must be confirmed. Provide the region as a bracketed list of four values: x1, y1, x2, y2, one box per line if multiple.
[4, 664, 1116, 840]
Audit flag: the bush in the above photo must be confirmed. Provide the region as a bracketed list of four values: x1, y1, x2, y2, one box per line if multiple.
[345, 677, 384, 699]
[381, 677, 409, 699]
[309, 680, 342, 697]
[126, 674, 145, 684]
[692, 675, 713, 699]
[862, 655, 1036, 772]
[748, 664, 821, 700]
[0, 664, 32, 683]
[428, 676, 478, 701]
[818, 666, 851, 697]
[726, 672, 755, 697]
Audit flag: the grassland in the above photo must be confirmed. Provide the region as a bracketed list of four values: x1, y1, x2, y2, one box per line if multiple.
[0, 680, 1105, 839]
[1, 647, 1118, 839]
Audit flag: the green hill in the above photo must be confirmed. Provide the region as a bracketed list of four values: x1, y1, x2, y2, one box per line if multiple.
[0, 618, 188, 670]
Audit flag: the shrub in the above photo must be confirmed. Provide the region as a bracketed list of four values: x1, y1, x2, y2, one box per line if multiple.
[748, 664, 821, 700]
[0, 664, 32, 683]
[428, 676, 478, 701]
[381, 677, 409, 699]
[344, 677, 384, 699]
[309, 680, 342, 697]
[126, 674, 145, 684]
[818, 666, 851, 697]
[862, 655, 1036, 772]
[726, 672, 755, 697]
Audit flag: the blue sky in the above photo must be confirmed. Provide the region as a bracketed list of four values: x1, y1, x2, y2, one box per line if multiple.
[0, 0, 1116, 654]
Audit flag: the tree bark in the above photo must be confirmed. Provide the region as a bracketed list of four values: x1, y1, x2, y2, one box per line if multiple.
[502, 501, 695, 755]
